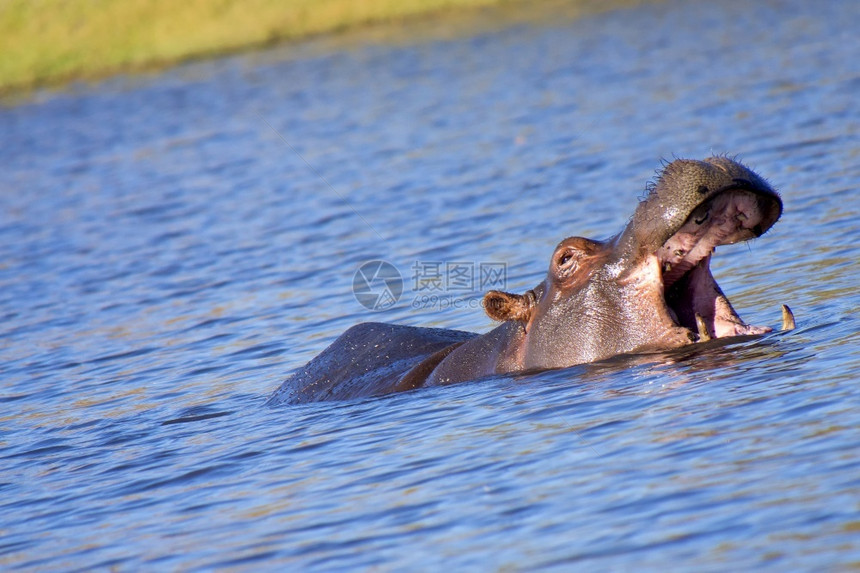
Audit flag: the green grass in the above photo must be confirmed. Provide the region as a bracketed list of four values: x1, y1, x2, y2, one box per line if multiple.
[0, 0, 512, 95]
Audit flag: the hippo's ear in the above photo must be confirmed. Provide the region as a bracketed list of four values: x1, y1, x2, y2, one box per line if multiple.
[483, 290, 535, 323]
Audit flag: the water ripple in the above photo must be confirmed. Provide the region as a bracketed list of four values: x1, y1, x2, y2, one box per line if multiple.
[1, 0, 859, 570]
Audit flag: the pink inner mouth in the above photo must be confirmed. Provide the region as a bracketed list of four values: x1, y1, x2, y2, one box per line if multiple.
[656, 190, 774, 339]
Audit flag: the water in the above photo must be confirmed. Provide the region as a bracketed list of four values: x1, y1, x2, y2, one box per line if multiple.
[2, 0, 859, 569]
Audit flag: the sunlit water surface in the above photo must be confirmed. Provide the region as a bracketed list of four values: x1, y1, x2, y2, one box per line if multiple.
[2, 0, 859, 569]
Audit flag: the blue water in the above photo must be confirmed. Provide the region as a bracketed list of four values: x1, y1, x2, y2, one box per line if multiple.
[2, 0, 859, 569]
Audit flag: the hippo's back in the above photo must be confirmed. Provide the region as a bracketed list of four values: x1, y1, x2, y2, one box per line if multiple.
[266, 322, 476, 405]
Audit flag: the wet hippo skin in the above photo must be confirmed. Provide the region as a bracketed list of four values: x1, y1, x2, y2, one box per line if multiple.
[268, 156, 794, 405]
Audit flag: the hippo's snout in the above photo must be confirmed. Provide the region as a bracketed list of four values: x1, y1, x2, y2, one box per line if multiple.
[617, 157, 782, 262]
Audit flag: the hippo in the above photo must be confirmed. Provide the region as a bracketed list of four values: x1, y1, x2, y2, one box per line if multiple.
[267, 156, 794, 405]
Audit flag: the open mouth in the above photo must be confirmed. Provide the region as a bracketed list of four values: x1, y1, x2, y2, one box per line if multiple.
[655, 189, 791, 341]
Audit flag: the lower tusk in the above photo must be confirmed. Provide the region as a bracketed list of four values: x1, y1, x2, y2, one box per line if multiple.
[695, 314, 712, 342]
[781, 304, 796, 331]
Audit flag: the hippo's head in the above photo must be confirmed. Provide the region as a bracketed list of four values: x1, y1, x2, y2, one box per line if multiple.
[484, 156, 786, 370]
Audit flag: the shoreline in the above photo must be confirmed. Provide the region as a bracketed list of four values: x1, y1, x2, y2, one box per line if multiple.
[1, 0, 645, 101]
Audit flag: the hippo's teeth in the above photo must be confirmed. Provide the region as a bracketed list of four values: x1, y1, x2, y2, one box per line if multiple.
[673, 249, 686, 257]
[695, 314, 712, 342]
[663, 262, 672, 273]
[781, 304, 796, 330]
[738, 213, 748, 221]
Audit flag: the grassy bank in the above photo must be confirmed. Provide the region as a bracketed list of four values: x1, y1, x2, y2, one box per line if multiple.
[0, 0, 515, 95]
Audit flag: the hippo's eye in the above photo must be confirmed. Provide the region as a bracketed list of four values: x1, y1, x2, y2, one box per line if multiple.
[555, 244, 586, 277]
[558, 251, 576, 268]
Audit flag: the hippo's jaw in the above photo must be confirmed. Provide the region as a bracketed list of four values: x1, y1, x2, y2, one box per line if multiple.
[648, 188, 782, 341]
